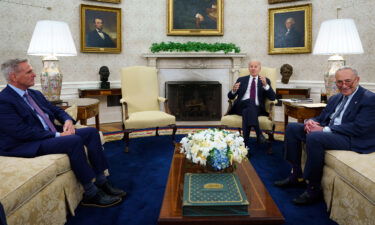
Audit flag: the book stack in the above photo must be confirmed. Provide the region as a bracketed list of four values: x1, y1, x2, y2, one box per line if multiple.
[182, 173, 249, 216]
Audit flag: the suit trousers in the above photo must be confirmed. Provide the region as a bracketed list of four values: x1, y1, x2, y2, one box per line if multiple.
[232, 99, 261, 145]
[37, 127, 108, 185]
[285, 123, 351, 184]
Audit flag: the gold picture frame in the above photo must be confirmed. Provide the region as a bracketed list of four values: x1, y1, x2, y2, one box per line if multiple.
[86, 0, 121, 3]
[80, 4, 121, 53]
[268, 4, 312, 54]
[167, 0, 223, 36]
[268, 0, 301, 4]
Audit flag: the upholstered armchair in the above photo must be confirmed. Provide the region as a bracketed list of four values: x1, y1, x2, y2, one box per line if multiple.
[220, 67, 277, 153]
[120, 66, 177, 152]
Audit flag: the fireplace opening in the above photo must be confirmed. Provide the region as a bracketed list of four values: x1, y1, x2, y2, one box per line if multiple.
[166, 81, 221, 121]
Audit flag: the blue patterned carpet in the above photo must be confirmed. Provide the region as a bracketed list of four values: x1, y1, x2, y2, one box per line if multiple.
[66, 135, 337, 225]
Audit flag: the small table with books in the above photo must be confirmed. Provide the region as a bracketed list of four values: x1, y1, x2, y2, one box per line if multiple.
[157, 144, 285, 225]
[282, 101, 326, 129]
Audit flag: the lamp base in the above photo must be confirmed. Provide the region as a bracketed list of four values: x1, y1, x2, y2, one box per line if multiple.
[40, 56, 63, 102]
[324, 54, 345, 98]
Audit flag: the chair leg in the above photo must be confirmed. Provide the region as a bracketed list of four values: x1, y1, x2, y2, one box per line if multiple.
[169, 124, 177, 143]
[264, 125, 275, 155]
[123, 129, 132, 153]
[155, 127, 159, 136]
[238, 128, 242, 135]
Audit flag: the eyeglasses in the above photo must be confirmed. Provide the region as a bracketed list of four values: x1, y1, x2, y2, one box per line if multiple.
[335, 78, 357, 86]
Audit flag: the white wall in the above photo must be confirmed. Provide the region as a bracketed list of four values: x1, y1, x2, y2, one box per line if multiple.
[1, 0, 375, 124]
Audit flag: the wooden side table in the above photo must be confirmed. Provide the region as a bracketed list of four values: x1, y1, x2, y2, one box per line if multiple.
[78, 88, 121, 98]
[276, 88, 310, 106]
[62, 98, 100, 130]
[283, 101, 326, 130]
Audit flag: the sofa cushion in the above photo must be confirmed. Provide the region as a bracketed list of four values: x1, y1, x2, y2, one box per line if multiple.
[0, 155, 57, 215]
[325, 150, 375, 203]
[44, 154, 71, 175]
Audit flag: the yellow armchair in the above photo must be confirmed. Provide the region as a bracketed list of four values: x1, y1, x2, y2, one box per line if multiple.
[220, 66, 277, 153]
[120, 66, 177, 152]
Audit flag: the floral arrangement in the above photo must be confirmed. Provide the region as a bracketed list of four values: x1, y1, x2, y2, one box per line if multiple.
[180, 129, 248, 171]
[150, 41, 241, 54]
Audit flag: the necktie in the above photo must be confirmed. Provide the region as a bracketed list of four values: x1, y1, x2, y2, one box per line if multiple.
[329, 96, 348, 126]
[24, 92, 57, 133]
[249, 78, 256, 100]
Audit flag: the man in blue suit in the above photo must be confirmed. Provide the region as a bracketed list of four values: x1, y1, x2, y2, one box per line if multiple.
[275, 66, 375, 205]
[227, 61, 276, 149]
[0, 58, 125, 207]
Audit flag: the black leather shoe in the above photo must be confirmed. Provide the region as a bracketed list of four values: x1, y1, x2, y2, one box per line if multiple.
[257, 135, 268, 144]
[274, 177, 305, 188]
[292, 190, 323, 205]
[100, 182, 127, 197]
[81, 189, 122, 207]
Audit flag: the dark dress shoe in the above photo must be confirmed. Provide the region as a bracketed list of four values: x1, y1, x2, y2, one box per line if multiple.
[292, 189, 323, 205]
[274, 177, 305, 188]
[100, 182, 127, 197]
[257, 135, 268, 144]
[81, 189, 122, 207]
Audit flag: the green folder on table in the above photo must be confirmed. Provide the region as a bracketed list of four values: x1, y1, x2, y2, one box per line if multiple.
[182, 173, 249, 217]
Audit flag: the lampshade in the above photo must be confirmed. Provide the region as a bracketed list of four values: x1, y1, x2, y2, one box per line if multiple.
[27, 20, 77, 56]
[313, 19, 363, 55]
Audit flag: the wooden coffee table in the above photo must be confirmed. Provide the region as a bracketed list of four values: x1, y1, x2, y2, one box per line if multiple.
[158, 144, 285, 225]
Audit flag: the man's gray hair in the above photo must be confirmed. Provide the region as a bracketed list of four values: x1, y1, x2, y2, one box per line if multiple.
[336, 66, 358, 76]
[1, 58, 28, 82]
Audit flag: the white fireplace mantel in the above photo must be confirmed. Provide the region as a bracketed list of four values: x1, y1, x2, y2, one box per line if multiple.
[142, 52, 247, 123]
[143, 52, 247, 84]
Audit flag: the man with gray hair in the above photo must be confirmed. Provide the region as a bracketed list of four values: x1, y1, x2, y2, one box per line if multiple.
[0, 58, 126, 207]
[274, 66, 375, 205]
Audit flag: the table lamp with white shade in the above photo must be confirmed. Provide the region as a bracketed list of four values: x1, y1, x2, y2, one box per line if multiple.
[27, 20, 77, 103]
[313, 18, 363, 98]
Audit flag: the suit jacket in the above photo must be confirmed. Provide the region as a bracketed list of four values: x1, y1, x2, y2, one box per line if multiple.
[86, 30, 115, 48]
[312, 86, 375, 153]
[227, 75, 276, 116]
[0, 85, 73, 157]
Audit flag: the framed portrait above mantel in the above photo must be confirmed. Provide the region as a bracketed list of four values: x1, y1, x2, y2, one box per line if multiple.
[268, 4, 312, 54]
[80, 4, 121, 53]
[167, 0, 223, 36]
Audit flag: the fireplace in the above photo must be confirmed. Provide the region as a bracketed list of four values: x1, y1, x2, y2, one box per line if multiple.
[166, 81, 221, 121]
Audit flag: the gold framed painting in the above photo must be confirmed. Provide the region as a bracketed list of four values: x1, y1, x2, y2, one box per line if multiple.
[80, 4, 121, 53]
[167, 0, 223, 36]
[268, 0, 301, 4]
[85, 0, 121, 3]
[268, 4, 312, 54]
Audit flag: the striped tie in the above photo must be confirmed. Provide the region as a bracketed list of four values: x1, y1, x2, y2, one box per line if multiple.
[329, 96, 348, 126]
[24, 92, 57, 133]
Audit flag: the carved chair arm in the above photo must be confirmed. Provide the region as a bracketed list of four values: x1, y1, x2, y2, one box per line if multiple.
[120, 98, 129, 120]
[265, 100, 277, 121]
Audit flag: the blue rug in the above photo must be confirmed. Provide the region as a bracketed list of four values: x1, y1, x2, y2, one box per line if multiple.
[66, 135, 337, 225]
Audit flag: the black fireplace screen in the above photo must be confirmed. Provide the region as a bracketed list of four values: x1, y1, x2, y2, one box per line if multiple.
[166, 81, 221, 121]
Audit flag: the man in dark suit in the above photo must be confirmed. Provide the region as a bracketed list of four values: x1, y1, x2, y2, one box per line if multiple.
[86, 17, 116, 48]
[227, 61, 276, 148]
[0, 58, 125, 207]
[275, 17, 303, 48]
[275, 66, 375, 205]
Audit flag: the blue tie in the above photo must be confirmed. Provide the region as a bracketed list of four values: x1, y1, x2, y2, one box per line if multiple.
[24, 92, 57, 133]
[329, 96, 348, 126]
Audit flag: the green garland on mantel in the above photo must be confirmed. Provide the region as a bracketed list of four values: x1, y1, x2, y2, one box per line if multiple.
[150, 41, 241, 54]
